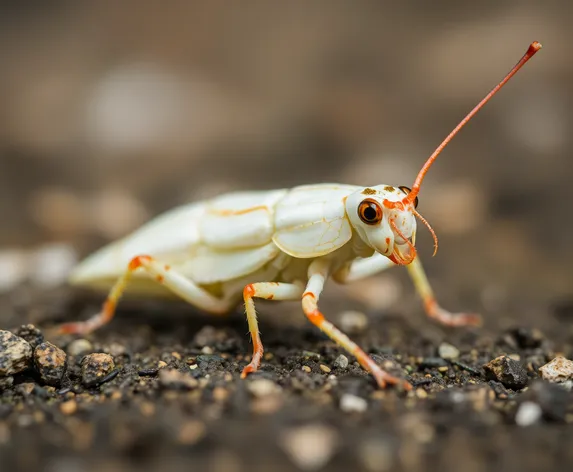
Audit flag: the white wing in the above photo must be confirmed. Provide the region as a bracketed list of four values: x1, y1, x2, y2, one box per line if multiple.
[272, 184, 358, 258]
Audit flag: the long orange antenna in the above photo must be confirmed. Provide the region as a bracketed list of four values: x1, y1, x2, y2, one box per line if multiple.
[403, 41, 542, 205]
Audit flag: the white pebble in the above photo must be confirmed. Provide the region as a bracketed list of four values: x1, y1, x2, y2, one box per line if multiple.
[29, 243, 77, 288]
[247, 379, 281, 398]
[515, 401, 542, 427]
[339, 393, 368, 413]
[539, 356, 573, 383]
[279, 424, 338, 471]
[339, 311, 368, 334]
[334, 354, 349, 369]
[0, 249, 29, 293]
[438, 342, 460, 360]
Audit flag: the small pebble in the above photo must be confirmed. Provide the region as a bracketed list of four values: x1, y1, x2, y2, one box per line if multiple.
[60, 400, 78, 416]
[158, 368, 198, 390]
[247, 378, 281, 398]
[301, 365, 312, 373]
[515, 401, 542, 427]
[539, 356, 573, 383]
[14, 325, 44, 349]
[334, 355, 349, 369]
[339, 393, 368, 413]
[483, 355, 528, 390]
[319, 364, 331, 373]
[201, 346, 214, 355]
[178, 420, 206, 445]
[81, 353, 115, 387]
[0, 376, 13, 390]
[67, 339, 93, 357]
[0, 330, 33, 376]
[34, 342, 67, 386]
[279, 424, 338, 471]
[339, 311, 369, 334]
[438, 342, 460, 360]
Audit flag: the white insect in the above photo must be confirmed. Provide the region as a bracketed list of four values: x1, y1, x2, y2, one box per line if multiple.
[60, 42, 541, 389]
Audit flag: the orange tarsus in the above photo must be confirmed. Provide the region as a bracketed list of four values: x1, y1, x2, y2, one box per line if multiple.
[403, 41, 541, 205]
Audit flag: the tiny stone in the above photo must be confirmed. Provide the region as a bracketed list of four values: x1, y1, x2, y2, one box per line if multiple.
[438, 342, 460, 360]
[319, 364, 331, 373]
[539, 356, 573, 383]
[34, 342, 67, 386]
[158, 368, 198, 390]
[178, 420, 206, 445]
[67, 339, 93, 357]
[14, 325, 44, 349]
[416, 389, 428, 399]
[157, 360, 167, 369]
[0, 330, 33, 376]
[515, 401, 542, 427]
[247, 378, 280, 398]
[334, 355, 349, 369]
[339, 310, 369, 334]
[212, 386, 229, 402]
[301, 365, 312, 373]
[438, 366, 449, 373]
[60, 400, 78, 416]
[483, 355, 528, 390]
[279, 424, 338, 471]
[81, 353, 115, 387]
[0, 376, 13, 390]
[201, 346, 214, 355]
[339, 393, 368, 413]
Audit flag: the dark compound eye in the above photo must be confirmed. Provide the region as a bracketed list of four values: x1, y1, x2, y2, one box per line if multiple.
[358, 199, 383, 225]
[398, 186, 419, 208]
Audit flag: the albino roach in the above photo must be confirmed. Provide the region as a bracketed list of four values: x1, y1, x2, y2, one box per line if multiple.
[60, 42, 542, 389]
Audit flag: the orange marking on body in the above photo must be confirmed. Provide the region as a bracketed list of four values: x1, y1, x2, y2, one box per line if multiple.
[385, 237, 390, 246]
[128, 255, 152, 271]
[302, 292, 315, 299]
[213, 205, 267, 217]
[156, 275, 165, 283]
[164, 264, 171, 271]
[243, 284, 255, 298]
[267, 294, 274, 300]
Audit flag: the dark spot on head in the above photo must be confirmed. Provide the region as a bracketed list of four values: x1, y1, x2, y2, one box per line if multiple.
[383, 186, 395, 192]
[362, 188, 377, 195]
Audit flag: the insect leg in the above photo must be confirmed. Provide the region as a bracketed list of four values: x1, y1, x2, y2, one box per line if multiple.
[58, 254, 232, 335]
[302, 258, 411, 390]
[241, 282, 304, 378]
[406, 255, 482, 327]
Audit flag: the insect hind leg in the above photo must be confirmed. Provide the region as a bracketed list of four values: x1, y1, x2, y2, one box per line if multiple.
[59, 254, 232, 335]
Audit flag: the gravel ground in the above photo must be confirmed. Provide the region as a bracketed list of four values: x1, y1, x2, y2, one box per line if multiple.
[1, 287, 573, 472]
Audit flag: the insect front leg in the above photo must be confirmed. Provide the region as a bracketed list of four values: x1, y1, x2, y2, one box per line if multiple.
[406, 255, 482, 327]
[332, 252, 395, 283]
[58, 255, 233, 334]
[303, 258, 411, 390]
[241, 282, 304, 378]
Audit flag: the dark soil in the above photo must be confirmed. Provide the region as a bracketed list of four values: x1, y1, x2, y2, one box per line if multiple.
[1, 287, 572, 472]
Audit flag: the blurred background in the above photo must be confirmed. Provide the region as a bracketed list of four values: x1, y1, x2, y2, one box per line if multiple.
[0, 1, 571, 332]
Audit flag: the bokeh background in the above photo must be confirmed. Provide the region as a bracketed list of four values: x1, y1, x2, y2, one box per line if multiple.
[0, 2, 571, 333]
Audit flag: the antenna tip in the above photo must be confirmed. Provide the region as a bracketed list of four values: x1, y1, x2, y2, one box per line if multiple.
[529, 41, 543, 53]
